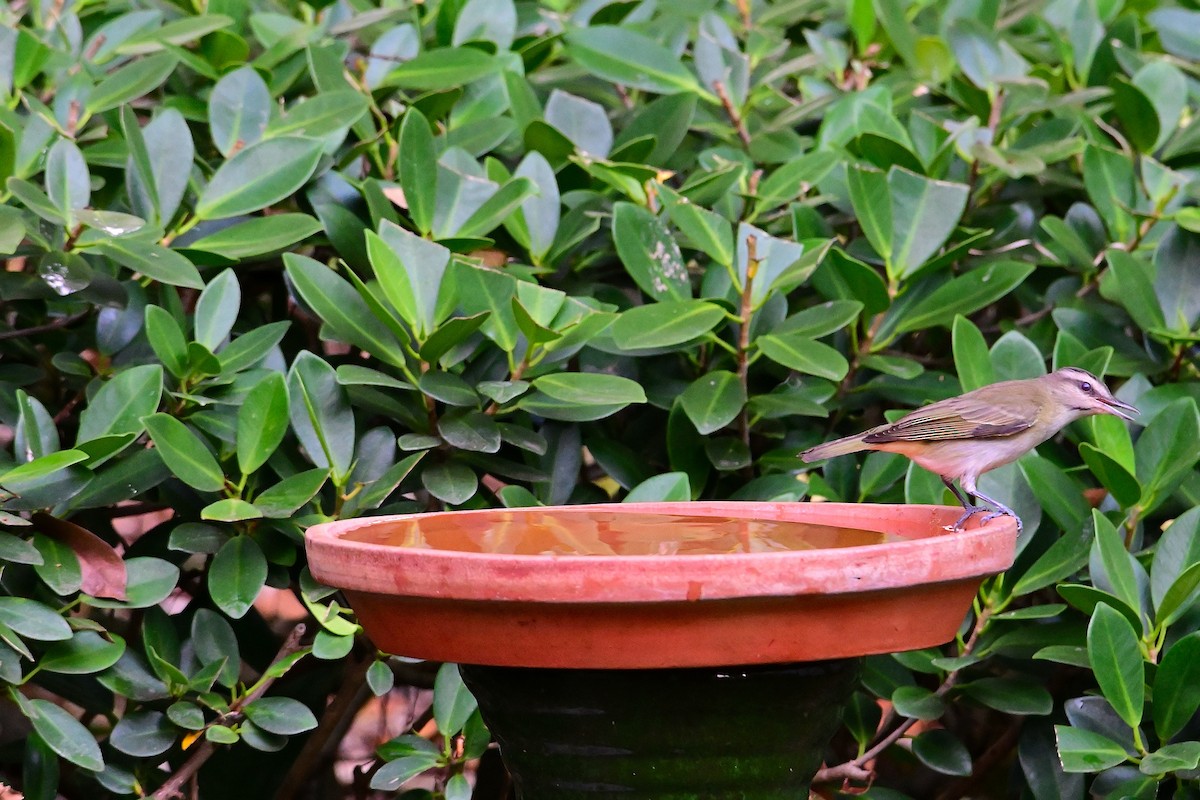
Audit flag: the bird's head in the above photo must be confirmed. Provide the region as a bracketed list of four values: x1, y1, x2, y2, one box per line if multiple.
[1043, 367, 1138, 421]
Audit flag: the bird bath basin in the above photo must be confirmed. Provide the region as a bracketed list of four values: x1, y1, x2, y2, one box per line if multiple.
[305, 502, 1017, 798]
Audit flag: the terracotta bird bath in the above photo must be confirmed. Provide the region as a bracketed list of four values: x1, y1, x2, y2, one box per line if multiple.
[305, 502, 1016, 798]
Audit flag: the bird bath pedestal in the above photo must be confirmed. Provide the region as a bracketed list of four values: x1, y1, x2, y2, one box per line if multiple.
[305, 502, 1016, 798]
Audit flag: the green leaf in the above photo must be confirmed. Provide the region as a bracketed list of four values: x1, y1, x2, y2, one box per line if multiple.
[183, 214, 323, 260]
[891, 685, 946, 720]
[398, 109, 436, 235]
[756, 334, 850, 380]
[45, 139, 89, 226]
[243, 697, 317, 736]
[566, 26, 703, 96]
[86, 52, 177, 116]
[421, 461, 477, 505]
[680, 371, 745, 435]
[195, 137, 324, 220]
[888, 261, 1034, 338]
[367, 660, 396, 697]
[432, 663, 477, 737]
[143, 306, 188, 378]
[1090, 510, 1142, 624]
[379, 47, 496, 90]
[658, 186, 732, 268]
[284, 254, 409, 368]
[94, 238, 204, 289]
[775, 300, 863, 340]
[960, 677, 1052, 715]
[201, 498, 263, 522]
[1153, 632, 1200, 741]
[1140, 742, 1200, 777]
[532, 373, 646, 406]
[885, 167, 969, 280]
[611, 300, 727, 350]
[1086, 604, 1144, 729]
[952, 315, 995, 392]
[237, 372, 289, 475]
[266, 90, 369, 139]
[192, 608, 239, 689]
[0, 598, 71, 641]
[194, 268, 240, 351]
[625, 472, 691, 503]
[912, 729, 972, 776]
[1016, 454, 1089, 536]
[208, 536, 268, 619]
[0, 450, 88, 488]
[1054, 725, 1128, 773]
[110, 710, 174, 757]
[18, 696, 103, 771]
[288, 351, 356, 481]
[41, 631, 125, 674]
[613, 202, 690, 301]
[87, 557, 178, 609]
[457, 177, 536, 239]
[1082, 145, 1136, 242]
[1135, 398, 1200, 514]
[118, 14, 233, 55]
[368, 220, 451, 339]
[143, 414, 225, 493]
[254, 469, 329, 519]
[438, 411, 501, 453]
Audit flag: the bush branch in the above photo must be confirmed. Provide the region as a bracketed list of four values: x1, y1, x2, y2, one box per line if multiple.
[150, 624, 308, 800]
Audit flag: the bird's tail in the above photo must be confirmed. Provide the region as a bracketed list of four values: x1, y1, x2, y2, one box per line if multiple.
[799, 433, 870, 463]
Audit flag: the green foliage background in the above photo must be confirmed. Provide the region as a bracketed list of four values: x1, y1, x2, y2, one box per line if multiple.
[0, 0, 1199, 797]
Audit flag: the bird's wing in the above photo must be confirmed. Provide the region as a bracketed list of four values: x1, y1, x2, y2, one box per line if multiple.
[863, 395, 1034, 443]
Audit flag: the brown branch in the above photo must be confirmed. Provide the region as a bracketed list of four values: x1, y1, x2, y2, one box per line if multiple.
[713, 81, 751, 149]
[933, 716, 1025, 800]
[276, 649, 373, 800]
[813, 606, 993, 787]
[150, 624, 308, 800]
[965, 91, 1005, 211]
[736, 234, 759, 451]
[0, 310, 90, 341]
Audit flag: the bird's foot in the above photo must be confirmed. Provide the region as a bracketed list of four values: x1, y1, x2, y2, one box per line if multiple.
[949, 506, 987, 531]
[980, 508, 1023, 535]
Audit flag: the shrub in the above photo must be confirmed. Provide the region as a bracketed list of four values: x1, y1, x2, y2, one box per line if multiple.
[0, 0, 1198, 798]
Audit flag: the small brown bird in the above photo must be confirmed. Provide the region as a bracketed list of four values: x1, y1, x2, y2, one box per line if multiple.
[800, 367, 1138, 530]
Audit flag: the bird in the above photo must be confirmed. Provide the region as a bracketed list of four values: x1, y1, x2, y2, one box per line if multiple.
[799, 367, 1138, 531]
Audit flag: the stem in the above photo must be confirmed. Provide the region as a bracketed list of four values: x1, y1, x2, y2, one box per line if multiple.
[275, 650, 372, 800]
[713, 80, 751, 149]
[736, 235, 759, 450]
[150, 625, 307, 800]
[0, 310, 90, 341]
[812, 602, 994, 786]
[965, 91, 1005, 212]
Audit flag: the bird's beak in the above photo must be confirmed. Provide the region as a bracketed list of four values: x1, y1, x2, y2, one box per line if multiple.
[1099, 396, 1139, 421]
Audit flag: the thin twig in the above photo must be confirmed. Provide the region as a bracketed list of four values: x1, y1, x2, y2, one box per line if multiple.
[276, 649, 372, 800]
[150, 625, 308, 800]
[713, 80, 752, 149]
[0, 310, 90, 341]
[813, 606, 993, 786]
[736, 235, 759, 451]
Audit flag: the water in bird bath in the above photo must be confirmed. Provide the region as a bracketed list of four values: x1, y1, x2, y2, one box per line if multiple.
[338, 509, 900, 555]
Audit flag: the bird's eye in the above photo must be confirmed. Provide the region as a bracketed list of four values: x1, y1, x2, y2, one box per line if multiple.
[1080, 381, 1093, 393]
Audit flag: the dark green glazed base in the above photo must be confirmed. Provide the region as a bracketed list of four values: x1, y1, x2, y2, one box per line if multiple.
[459, 659, 862, 799]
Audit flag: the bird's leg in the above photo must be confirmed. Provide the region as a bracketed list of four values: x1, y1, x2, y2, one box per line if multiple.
[972, 488, 1023, 534]
[943, 478, 988, 530]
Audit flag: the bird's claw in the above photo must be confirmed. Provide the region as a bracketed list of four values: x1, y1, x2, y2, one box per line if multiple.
[948, 506, 1023, 534]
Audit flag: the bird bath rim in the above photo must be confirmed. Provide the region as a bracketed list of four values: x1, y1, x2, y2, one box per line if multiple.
[305, 501, 1017, 604]
[304, 502, 1016, 667]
